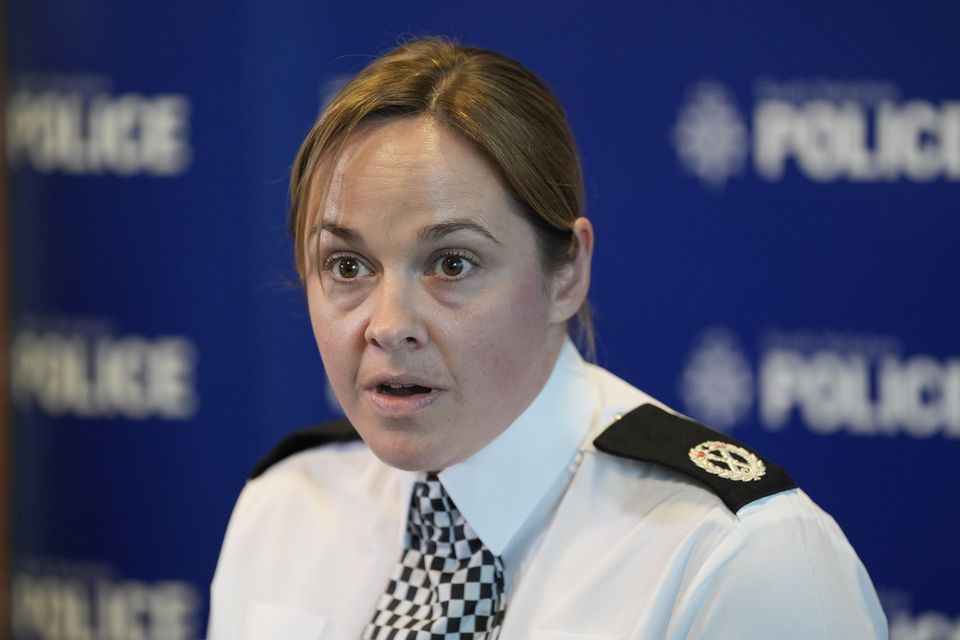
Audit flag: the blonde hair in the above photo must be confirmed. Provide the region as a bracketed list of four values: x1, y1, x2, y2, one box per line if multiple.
[289, 37, 594, 356]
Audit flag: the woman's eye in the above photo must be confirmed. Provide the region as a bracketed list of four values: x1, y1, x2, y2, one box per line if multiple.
[432, 253, 475, 279]
[338, 258, 361, 279]
[325, 255, 371, 280]
[441, 255, 464, 276]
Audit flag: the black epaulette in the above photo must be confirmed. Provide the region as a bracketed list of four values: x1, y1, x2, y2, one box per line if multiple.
[593, 404, 796, 513]
[249, 419, 362, 479]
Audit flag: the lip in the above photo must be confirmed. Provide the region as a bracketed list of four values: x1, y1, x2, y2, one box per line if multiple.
[362, 374, 444, 419]
[364, 373, 441, 390]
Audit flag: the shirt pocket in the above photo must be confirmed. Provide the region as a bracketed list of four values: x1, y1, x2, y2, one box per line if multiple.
[241, 602, 328, 640]
[532, 632, 621, 640]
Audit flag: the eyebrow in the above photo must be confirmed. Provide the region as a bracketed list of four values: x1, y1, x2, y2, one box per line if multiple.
[418, 219, 503, 246]
[313, 218, 503, 246]
[313, 221, 363, 243]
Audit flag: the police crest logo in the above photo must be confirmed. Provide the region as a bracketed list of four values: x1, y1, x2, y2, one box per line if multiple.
[688, 441, 767, 482]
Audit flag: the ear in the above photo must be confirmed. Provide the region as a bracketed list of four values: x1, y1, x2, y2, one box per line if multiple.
[549, 217, 594, 324]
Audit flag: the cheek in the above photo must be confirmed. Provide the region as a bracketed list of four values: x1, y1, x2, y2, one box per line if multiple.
[497, 261, 553, 331]
[454, 263, 554, 381]
[306, 286, 362, 373]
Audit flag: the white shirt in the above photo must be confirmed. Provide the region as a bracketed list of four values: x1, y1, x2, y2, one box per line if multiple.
[208, 341, 887, 639]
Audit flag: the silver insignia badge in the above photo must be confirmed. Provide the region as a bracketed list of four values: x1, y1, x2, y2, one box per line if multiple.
[688, 440, 767, 482]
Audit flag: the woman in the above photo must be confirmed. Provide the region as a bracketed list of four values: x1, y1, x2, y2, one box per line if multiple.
[209, 38, 886, 639]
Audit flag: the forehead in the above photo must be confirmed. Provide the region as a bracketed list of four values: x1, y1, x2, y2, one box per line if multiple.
[307, 116, 516, 231]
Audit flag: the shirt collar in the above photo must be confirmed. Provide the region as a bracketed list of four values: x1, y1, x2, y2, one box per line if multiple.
[437, 339, 600, 556]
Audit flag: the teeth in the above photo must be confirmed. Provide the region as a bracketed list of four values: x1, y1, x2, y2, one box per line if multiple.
[378, 382, 431, 396]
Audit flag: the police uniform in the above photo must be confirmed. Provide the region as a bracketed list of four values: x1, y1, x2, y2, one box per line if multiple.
[208, 340, 887, 639]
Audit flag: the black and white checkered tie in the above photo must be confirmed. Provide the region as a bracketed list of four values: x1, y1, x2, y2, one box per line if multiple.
[362, 473, 506, 639]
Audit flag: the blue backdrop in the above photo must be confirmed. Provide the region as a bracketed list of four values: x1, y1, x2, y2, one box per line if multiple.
[6, 2, 958, 638]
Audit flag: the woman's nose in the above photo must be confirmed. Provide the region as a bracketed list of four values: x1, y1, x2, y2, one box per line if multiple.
[363, 275, 428, 350]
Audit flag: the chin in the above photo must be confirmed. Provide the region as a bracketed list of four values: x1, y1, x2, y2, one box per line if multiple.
[362, 429, 457, 473]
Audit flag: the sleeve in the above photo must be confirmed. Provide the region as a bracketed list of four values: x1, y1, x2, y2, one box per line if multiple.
[665, 490, 888, 640]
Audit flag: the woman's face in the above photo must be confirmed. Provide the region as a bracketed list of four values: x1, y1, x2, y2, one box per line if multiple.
[304, 116, 582, 472]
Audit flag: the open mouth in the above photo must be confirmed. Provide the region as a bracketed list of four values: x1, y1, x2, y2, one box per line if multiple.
[377, 383, 433, 397]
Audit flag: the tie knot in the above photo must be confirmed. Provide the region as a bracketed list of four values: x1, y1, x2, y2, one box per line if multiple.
[407, 474, 482, 559]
